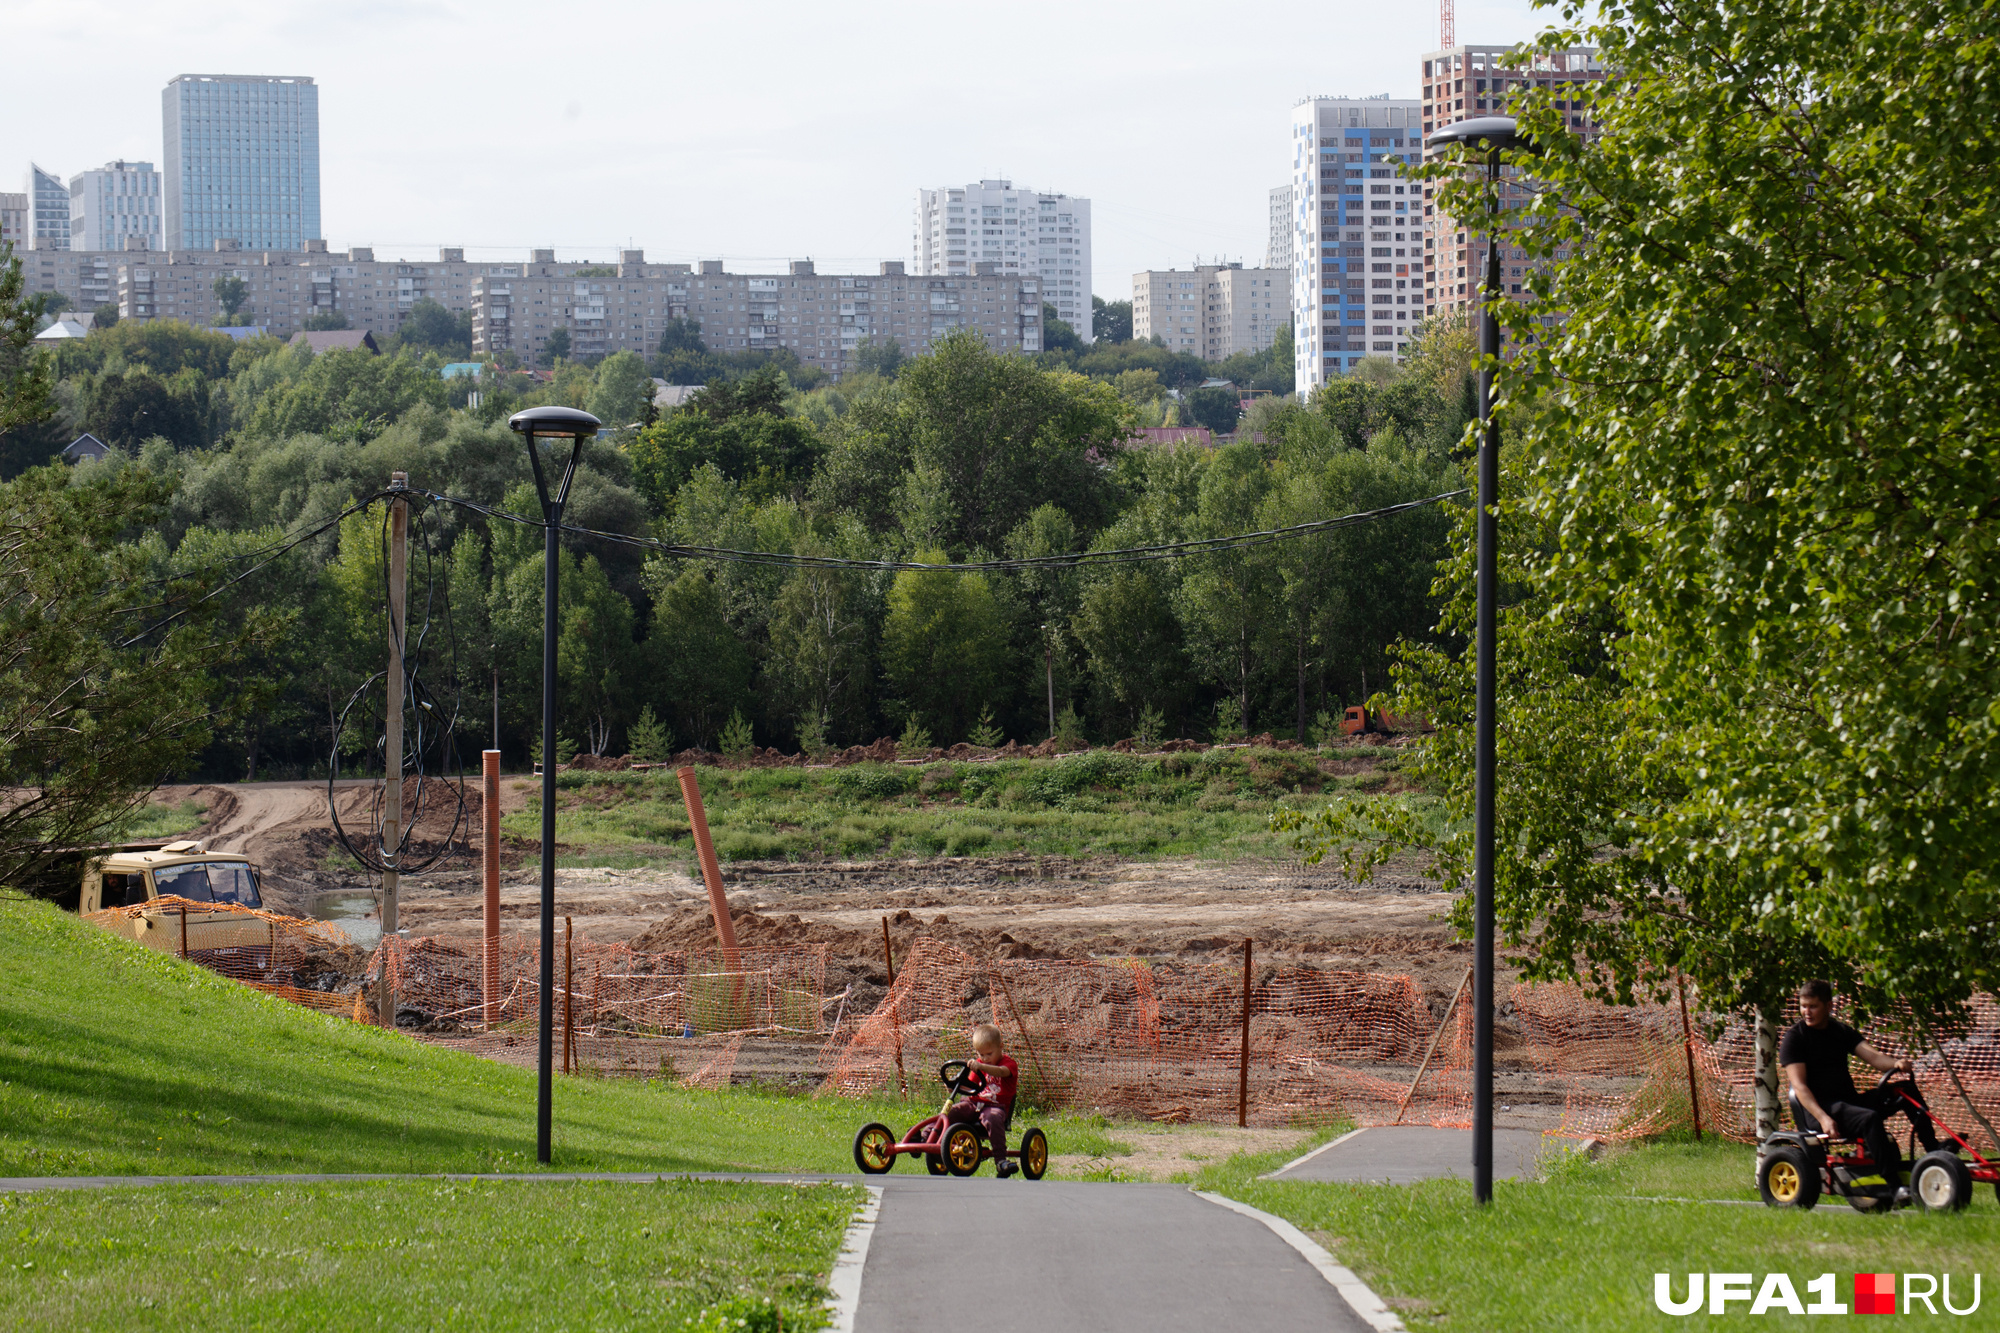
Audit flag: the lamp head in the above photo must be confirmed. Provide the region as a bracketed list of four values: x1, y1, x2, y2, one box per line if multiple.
[1426, 116, 1534, 154]
[507, 405, 601, 438]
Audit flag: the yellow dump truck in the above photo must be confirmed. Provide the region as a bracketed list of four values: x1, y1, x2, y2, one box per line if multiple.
[82, 839, 274, 960]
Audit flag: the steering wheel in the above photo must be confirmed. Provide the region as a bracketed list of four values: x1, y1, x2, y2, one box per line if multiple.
[938, 1060, 974, 1097]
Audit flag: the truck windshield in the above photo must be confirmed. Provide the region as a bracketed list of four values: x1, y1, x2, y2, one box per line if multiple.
[152, 861, 262, 909]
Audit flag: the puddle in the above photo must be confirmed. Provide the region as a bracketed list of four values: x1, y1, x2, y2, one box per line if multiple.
[309, 890, 382, 950]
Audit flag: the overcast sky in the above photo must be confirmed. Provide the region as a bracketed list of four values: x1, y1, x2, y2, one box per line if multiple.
[8, 0, 1549, 301]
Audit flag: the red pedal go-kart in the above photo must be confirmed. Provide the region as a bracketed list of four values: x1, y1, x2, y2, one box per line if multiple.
[851, 1060, 1048, 1180]
[1758, 1075, 1999, 1212]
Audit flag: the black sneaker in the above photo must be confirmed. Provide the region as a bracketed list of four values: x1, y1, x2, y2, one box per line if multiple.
[995, 1160, 1017, 1178]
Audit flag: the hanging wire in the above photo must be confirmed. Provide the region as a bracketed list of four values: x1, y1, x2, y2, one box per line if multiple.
[326, 489, 468, 875]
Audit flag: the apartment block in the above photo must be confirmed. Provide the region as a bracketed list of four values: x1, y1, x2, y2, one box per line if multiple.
[1133, 263, 1285, 360]
[1287, 95, 1426, 393]
[163, 74, 321, 252]
[0, 193, 24, 251]
[69, 161, 163, 254]
[1266, 185, 1294, 272]
[28, 165, 69, 250]
[475, 255, 1042, 372]
[915, 180, 1092, 341]
[1420, 45, 1606, 325]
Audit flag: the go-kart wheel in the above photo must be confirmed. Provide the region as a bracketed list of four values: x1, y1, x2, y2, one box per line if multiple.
[925, 1145, 949, 1175]
[1912, 1152, 1972, 1212]
[944, 1125, 984, 1177]
[1019, 1127, 1048, 1181]
[853, 1123, 896, 1175]
[1758, 1145, 1820, 1209]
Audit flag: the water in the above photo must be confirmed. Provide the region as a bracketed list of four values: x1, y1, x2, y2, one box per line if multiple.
[309, 890, 382, 950]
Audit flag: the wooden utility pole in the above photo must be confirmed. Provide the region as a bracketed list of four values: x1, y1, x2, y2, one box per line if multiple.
[378, 473, 409, 1029]
[1679, 977, 1703, 1140]
[882, 916, 905, 1097]
[1396, 967, 1472, 1125]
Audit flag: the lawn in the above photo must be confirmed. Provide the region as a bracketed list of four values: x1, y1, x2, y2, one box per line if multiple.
[0, 1177, 856, 1331]
[1202, 1133, 2000, 1329]
[0, 897, 1121, 1179]
[504, 747, 1426, 866]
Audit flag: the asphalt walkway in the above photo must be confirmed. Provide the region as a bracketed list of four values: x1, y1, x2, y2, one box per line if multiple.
[1266, 1125, 1556, 1184]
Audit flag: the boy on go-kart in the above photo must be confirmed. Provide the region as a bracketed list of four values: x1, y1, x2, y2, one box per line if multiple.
[945, 1024, 1020, 1177]
[1782, 978, 1942, 1194]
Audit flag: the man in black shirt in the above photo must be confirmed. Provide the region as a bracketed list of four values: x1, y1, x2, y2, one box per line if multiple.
[1780, 979, 1941, 1184]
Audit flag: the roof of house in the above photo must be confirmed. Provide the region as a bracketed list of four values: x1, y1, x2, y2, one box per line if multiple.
[62, 433, 110, 462]
[289, 329, 380, 355]
[34, 316, 92, 342]
[651, 381, 703, 409]
[1128, 426, 1215, 448]
[440, 361, 484, 379]
[213, 325, 269, 342]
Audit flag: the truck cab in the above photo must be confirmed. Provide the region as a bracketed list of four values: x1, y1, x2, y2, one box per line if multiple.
[83, 840, 272, 958]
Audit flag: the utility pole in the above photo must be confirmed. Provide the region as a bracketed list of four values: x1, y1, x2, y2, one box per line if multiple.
[378, 472, 409, 1029]
[1043, 623, 1055, 740]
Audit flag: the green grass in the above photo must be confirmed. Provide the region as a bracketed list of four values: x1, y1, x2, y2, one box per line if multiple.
[1201, 1133, 2000, 1329]
[0, 897, 1122, 1178]
[0, 1177, 854, 1331]
[116, 799, 208, 842]
[509, 748, 1423, 865]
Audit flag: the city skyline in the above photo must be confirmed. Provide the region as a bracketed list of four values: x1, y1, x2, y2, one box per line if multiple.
[0, 0, 1549, 304]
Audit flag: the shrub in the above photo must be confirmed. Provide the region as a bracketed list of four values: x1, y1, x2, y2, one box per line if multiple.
[830, 765, 915, 800]
[719, 709, 755, 759]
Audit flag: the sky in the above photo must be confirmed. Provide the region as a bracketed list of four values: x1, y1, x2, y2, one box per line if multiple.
[7, 0, 1550, 304]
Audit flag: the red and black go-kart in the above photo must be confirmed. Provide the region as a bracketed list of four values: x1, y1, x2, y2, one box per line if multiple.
[1758, 1075, 2000, 1212]
[851, 1059, 1048, 1179]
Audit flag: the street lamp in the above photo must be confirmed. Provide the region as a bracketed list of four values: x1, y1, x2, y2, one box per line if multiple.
[1424, 113, 1534, 1207]
[507, 403, 601, 1164]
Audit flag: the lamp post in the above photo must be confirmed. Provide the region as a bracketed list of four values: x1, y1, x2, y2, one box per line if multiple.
[506, 404, 601, 1164]
[1423, 113, 1531, 1207]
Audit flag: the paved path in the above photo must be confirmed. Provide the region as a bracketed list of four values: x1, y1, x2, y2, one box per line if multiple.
[1266, 1125, 1557, 1184]
[0, 1170, 1400, 1332]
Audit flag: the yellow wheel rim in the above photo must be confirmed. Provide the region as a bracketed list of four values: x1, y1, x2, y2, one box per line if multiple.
[950, 1131, 982, 1170]
[1769, 1160, 1801, 1203]
[1026, 1136, 1047, 1174]
[859, 1129, 893, 1171]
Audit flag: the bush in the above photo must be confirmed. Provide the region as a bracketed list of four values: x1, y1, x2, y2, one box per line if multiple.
[830, 765, 915, 800]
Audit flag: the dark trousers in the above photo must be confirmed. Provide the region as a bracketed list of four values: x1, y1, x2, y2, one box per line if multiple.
[945, 1099, 1010, 1155]
[1792, 1083, 1940, 1175]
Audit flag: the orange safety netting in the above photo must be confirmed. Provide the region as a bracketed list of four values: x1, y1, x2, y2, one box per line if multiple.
[86, 901, 2000, 1143]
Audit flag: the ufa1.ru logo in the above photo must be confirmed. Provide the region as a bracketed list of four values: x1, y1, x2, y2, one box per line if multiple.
[1654, 1273, 1981, 1315]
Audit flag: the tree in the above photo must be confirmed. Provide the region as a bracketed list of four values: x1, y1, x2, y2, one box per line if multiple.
[852, 336, 905, 378]
[303, 309, 351, 331]
[1184, 386, 1242, 435]
[0, 243, 53, 433]
[643, 568, 752, 751]
[84, 370, 208, 451]
[628, 365, 824, 509]
[212, 275, 247, 322]
[40, 292, 73, 318]
[395, 299, 472, 357]
[766, 550, 870, 745]
[880, 550, 1009, 742]
[541, 327, 571, 366]
[1286, 0, 2000, 1025]
[587, 349, 655, 428]
[1, 462, 264, 897]
[91, 304, 120, 330]
[1092, 296, 1133, 344]
[1041, 303, 1083, 354]
[657, 317, 706, 356]
[556, 554, 637, 754]
[1073, 567, 1189, 737]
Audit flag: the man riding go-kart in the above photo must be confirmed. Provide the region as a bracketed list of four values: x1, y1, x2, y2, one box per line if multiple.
[1781, 978, 1941, 1201]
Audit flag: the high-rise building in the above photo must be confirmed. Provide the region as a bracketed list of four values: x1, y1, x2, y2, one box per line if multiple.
[162, 74, 320, 252]
[69, 161, 163, 254]
[1286, 95, 1425, 393]
[1266, 185, 1294, 272]
[27, 165, 70, 250]
[1133, 263, 1285, 360]
[914, 180, 1092, 341]
[1419, 46, 1606, 326]
[0, 193, 25, 251]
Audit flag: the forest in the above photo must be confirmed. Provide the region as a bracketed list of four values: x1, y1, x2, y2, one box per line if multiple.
[0, 301, 1475, 782]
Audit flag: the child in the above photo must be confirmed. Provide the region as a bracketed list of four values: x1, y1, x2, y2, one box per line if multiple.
[945, 1023, 1020, 1176]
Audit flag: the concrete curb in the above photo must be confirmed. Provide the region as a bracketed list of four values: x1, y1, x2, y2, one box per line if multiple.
[823, 1185, 881, 1333]
[1193, 1189, 1407, 1333]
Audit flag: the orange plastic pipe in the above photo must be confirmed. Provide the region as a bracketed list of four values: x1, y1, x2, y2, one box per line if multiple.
[678, 766, 741, 964]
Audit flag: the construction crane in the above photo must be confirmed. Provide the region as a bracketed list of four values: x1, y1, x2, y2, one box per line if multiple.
[1441, 0, 1454, 49]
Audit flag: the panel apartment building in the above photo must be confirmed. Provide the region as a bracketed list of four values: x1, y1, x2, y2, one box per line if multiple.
[1133, 263, 1285, 360]
[22, 240, 1042, 374]
[915, 180, 1092, 341]
[1287, 95, 1426, 393]
[1420, 45, 1606, 326]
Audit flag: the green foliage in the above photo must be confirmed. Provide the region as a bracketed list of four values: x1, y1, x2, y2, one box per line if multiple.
[657, 316, 706, 355]
[1053, 703, 1086, 748]
[302, 308, 351, 331]
[587, 349, 655, 428]
[1289, 0, 2000, 1022]
[851, 335, 904, 378]
[90, 302, 119, 330]
[1041, 303, 1083, 353]
[529, 733, 580, 768]
[1184, 385, 1242, 434]
[1092, 296, 1133, 343]
[719, 708, 755, 758]
[628, 703, 671, 762]
[237, 344, 449, 442]
[629, 366, 823, 508]
[211, 274, 247, 320]
[882, 549, 1009, 743]
[968, 705, 1004, 748]
[1134, 705, 1165, 746]
[645, 568, 752, 751]
[541, 326, 571, 366]
[1210, 697, 1243, 743]
[393, 298, 472, 357]
[0, 243, 54, 435]
[896, 714, 933, 757]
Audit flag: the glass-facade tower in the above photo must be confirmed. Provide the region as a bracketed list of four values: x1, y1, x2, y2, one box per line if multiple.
[162, 74, 320, 252]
